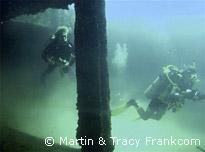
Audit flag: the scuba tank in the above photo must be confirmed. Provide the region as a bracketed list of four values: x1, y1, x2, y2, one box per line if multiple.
[144, 75, 169, 99]
[144, 65, 180, 99]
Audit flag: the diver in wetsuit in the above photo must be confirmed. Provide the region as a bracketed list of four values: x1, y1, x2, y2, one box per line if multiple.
[41, 26, 75, 84]
[126, 63, 205, 120]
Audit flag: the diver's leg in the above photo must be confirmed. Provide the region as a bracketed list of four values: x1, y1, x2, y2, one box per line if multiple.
[126, 99, 138, 108]
[152, 103, 167, 120]
[41, 64, 56, 84]
[60, 66, 70, 77]
[127, 99, 150, 120]
[147, 99, 168, 120]
[136, 107, 150, 120]
[136, 99, 161, 120]
[111, 99, 137, 116]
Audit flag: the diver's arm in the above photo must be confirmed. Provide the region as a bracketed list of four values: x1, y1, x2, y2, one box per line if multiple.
[193, 91, 205, 101]
[67, 40, 75, 54]
[182, 89, 205, 101]
[68, 53, 75, 66]
[66, 41, 75, 66]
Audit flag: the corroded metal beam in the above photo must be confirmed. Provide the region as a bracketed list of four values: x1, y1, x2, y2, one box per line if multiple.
[75, 0, 114, 151]
[1, 0, 74, 21]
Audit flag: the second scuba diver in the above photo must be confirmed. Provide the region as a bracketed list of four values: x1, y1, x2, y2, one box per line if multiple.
[113, 63, 205, 120]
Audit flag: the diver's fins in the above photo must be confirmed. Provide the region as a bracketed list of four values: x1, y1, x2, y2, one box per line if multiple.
[111, 104, 128, 116]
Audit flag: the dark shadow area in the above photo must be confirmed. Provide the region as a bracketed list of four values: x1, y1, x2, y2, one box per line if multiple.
[1, 21, 78, 151]
[1, 21, 53, 68]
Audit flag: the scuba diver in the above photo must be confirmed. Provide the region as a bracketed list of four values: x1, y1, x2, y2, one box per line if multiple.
[41, 26, 75, 84]
[112, 63, 205, 120]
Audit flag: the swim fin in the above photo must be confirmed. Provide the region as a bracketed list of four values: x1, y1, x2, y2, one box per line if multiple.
[111, 104, 128, 116]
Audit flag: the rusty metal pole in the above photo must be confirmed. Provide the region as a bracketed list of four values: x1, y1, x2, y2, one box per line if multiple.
[74, 0, 114, 151]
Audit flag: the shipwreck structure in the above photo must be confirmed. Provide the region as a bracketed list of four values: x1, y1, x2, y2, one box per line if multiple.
[1, 0, 114, 151]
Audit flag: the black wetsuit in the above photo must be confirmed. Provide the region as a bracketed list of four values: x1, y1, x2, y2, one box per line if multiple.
[136, 70, 204, 120]
[41, 38, 75, 83]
